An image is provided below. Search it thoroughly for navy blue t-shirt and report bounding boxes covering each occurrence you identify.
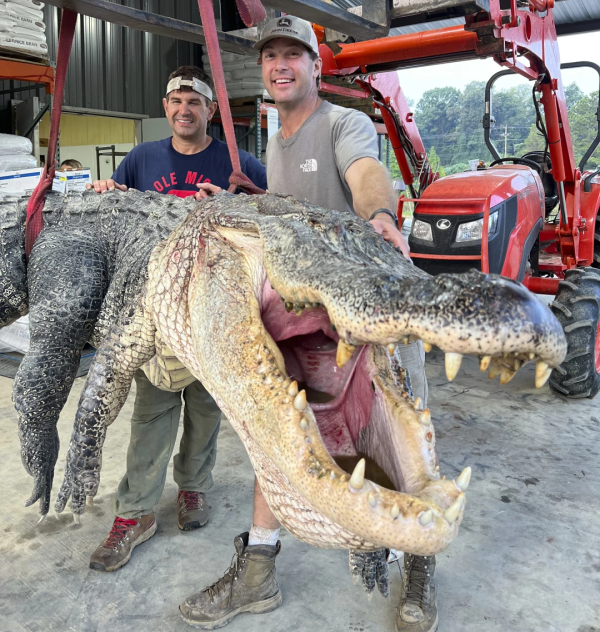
[112,137,267,198]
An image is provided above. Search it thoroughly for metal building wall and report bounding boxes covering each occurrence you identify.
[0,1,205,119]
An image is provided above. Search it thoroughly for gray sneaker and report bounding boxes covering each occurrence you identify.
[179,532,282,629]
[89,513,156,572]
[396,554,438,632]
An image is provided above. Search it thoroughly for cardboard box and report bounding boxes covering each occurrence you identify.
[53,168,92,193]
[0,167,42,195]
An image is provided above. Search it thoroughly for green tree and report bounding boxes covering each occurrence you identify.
[569,91,600,169]
[414,87,461,165]
[427,146,446,177]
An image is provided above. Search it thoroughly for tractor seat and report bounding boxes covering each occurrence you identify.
[521,151,558,215]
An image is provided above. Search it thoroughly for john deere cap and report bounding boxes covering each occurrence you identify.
[253,16,319,55]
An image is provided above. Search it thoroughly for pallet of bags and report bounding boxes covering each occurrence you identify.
[0,0,47,60]
[0,133,36,171]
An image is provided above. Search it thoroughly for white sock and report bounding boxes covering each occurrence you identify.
[248,524,280,546]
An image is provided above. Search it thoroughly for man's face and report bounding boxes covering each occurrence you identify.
[261,38,321,105]
[163,89,217,140]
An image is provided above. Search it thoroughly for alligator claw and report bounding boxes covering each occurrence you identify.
[349,549,390,598]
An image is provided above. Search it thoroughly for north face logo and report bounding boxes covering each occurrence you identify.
[300,159,318,172]
[278,17,292,27]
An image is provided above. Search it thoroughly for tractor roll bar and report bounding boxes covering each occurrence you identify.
[484,62,600,174]
[561,61,600,173]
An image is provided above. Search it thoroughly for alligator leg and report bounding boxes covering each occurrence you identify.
[54,295,157,518]
[14,229,109,516]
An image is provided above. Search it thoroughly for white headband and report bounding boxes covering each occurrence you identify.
[166,77,213,101]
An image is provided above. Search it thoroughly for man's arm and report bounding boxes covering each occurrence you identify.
[345,157,410,259]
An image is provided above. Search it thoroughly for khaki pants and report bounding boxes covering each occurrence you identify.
[397,341,428,408]
[111,369,221,519]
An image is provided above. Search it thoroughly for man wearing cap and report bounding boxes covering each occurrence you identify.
[86,65,267,573]
[181,18,435,632]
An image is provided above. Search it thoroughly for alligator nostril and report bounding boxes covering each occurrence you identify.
[371,381,375,392]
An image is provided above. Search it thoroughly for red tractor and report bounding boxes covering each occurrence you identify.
[319,0,600,398]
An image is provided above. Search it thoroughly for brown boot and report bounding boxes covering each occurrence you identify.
[178,490,209,531]
[179,532,282,629]
[396,554,438,632]
[89,513,156,572]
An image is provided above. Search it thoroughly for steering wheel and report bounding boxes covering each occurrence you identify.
[489,157,544,177]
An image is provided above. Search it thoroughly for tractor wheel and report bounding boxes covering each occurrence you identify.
[549,267,600,398]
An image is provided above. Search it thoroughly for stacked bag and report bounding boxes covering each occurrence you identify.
[0,0,47,59]
[0,132,36,171]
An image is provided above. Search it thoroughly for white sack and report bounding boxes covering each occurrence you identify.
[0,133,33,155]
[0,315,30,354]
[0,154,37,170]
[4,2,44,21]
[0,33,48,56]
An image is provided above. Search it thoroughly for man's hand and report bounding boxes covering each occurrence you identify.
[85,179,128,194]
[195,183,222,200]
[370,218,411,261]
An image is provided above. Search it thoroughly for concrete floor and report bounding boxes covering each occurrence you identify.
[1,350,599,632]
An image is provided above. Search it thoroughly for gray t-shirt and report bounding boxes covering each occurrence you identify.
[266,100,379,213]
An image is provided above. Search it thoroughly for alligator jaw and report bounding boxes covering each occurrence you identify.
[160,194,566,555]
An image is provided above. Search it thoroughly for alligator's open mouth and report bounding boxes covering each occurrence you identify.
[182,193,567,555]
[262,281,413,488]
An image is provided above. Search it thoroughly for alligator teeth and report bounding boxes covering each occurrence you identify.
[37,514,46,525]
[391,503,400,519]
[456,466,471,492]
[387,343,396,355]
[500,366,516,384]
[330,470,336,480]
[444,494,463,524]
[535,361,552,388]
[413,396,422,411]
[86,497,94,507]
[419,509,433,526]
[336,340,356,368]
[284,302,294,312]
[294,390,307,412]
[349,458,366,490]
[529,352,535,360]
[368,492,377,508]
[419,409,431,425]
[480,355,491,372]
[54,510,60,520]
[445,352,463,381]
[422,342,433,353]
[73,513,81,525]
[513,358,522,371]
[287,380,298,397]
[488,360,502,380]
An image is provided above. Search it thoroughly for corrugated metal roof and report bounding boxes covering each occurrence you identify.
[330,0,600,35]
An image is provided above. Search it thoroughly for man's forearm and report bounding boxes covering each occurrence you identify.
[347,160,397,224]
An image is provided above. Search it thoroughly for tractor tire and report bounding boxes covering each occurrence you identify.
[549,267,600,398]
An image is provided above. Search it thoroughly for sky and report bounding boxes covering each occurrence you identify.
[397,32,600,105]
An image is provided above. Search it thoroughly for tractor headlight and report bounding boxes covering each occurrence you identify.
[455,211,499,243]
[411,219,433,242]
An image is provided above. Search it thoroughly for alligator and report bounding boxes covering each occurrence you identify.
[2,189,566,558]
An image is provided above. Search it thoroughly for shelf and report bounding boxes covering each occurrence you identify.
[0,57,55,94]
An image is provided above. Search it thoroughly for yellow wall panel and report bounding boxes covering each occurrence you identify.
[39,113,135,147]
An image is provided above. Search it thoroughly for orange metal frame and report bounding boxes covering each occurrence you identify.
[0,58,55,94]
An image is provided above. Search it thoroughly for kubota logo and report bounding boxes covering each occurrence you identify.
[437,219,451,230]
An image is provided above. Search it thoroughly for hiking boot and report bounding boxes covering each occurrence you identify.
[178,490,209,531]
[395,554,438,632]
[89,513,156,572]
[179,532,282,629]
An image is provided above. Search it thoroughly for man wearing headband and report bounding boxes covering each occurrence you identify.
[86,66,267,574]
[181,17,434,632]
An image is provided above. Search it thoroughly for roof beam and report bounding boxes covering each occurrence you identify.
[44,0,257,56]
[556,18,600,36]
[261,0,389,39]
